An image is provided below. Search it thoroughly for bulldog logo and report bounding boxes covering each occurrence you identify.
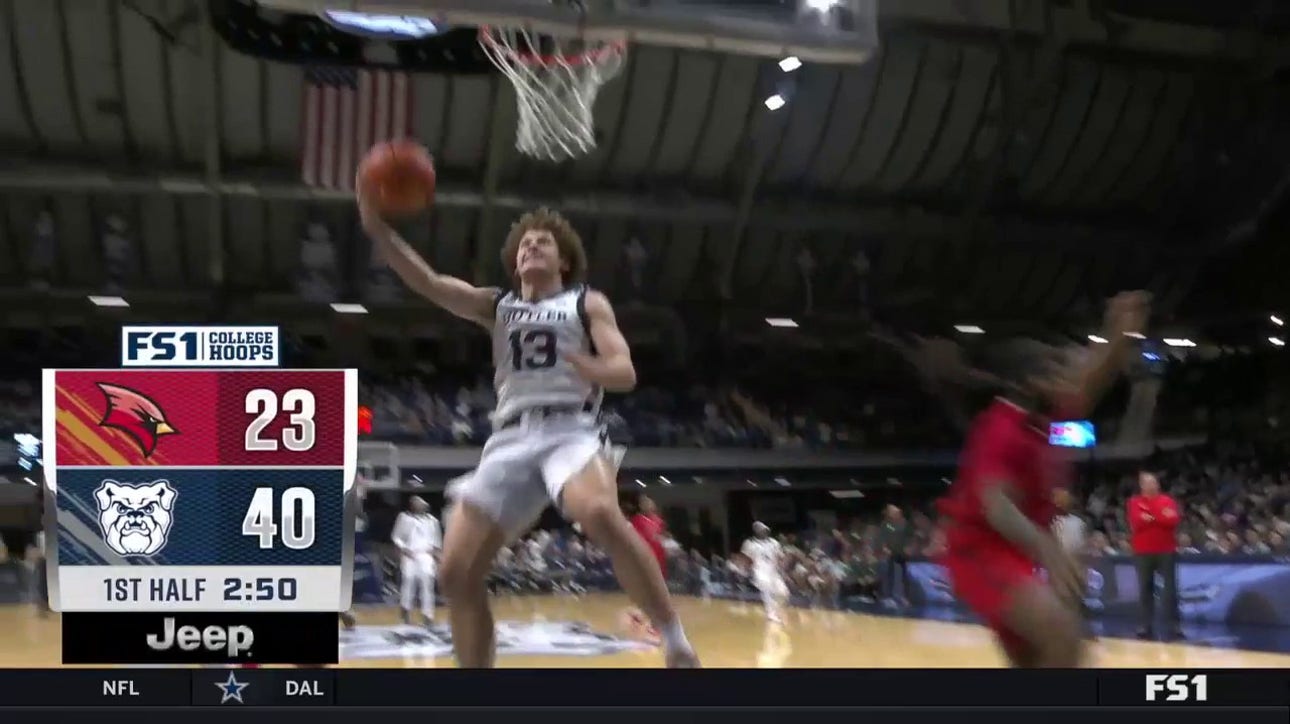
[95,479,178,557]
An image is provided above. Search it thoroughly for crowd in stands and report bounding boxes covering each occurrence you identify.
[456,441,1290,610]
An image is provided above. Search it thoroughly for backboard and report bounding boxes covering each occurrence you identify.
[258,0,879,65]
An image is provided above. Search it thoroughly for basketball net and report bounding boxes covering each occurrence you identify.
[479,25,626,163]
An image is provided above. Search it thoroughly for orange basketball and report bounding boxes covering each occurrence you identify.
[358,140,436,216]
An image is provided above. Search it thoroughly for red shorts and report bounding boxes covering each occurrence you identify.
[943,543,1041,658]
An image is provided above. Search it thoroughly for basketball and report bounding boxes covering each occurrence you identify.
[358,140,436,216]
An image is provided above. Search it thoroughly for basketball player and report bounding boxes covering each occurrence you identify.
[938,291,1149,667]
[356,180,698,668]
[391,496,441,625]
[742,522,789,623]
[630,494,667,576]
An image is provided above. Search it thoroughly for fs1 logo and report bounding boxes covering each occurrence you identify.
[122,326,280,367]
[1145,674,1208,702]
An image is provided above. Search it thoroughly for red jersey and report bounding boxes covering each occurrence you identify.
[940,399,1061,554]
[1127,493,1180,554]
[631,513,664,551]
[630,512,667,568]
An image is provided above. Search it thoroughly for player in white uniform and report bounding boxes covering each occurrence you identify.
[391,496,441,625]
[742,522,789,623]
[358,183,698,668]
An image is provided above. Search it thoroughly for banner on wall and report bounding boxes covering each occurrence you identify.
[905,556,1290,628]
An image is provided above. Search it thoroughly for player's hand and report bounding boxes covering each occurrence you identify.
[1104,290,1151,339]
[1142,513,1154,523]
[1041,543,1084,603]
[354,173,392,235]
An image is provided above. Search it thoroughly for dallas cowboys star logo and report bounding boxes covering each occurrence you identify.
[215,672,249,704]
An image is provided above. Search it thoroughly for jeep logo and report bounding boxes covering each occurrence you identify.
[146,617,254,657]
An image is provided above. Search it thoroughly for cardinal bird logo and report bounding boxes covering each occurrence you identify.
[96,382,178,458]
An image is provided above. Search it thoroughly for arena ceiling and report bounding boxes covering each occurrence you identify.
[0,0,1288,355]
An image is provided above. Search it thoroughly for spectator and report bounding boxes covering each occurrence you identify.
[1127,471,1182,640]
[879,505,910,606]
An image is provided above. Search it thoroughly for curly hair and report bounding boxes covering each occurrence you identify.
[500,207,588,286]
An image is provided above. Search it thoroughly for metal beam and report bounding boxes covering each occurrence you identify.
[0,162,1156,243]
[722,123,777,297]
[956,0,1066,243]
[200,3,225,293]
[474,79,512,285]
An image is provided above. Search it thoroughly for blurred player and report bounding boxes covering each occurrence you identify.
[742,522,789,623]
[357,180,698,668]
[938,291,1149,667]
[630,494,667,576]
[391,496,441,626]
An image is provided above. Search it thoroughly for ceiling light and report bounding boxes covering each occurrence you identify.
[774,477,790,487]
[778,56,802,72]
[764,94,786,111]
[331,302,369,314]
[765,317,798,328]
[954,324,984,334]
[1270,337,1285,347]
[89,295,129,308]
[1124,332,1146,339]
[1087,334,1108,344]
[634,479,646,487]
[658,476,672,486]
[1272,315,1284,326]
[1162,338,1196,348]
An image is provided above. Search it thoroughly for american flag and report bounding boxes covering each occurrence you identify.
[301,66,414,191]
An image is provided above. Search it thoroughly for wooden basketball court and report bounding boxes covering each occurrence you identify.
[4,593,1288,668]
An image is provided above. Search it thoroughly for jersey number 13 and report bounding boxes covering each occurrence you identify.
[509,329,557,371]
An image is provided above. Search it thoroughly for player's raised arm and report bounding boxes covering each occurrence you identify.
[565,290,637,392]
[1070,290,1152,416]
[356,176,499,328]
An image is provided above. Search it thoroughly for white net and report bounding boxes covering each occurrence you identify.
[479,25,626,163]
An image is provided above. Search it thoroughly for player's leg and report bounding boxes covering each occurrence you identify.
[438,501,507,667]
[997,579,1084,667]
[398,555,416,624]
[419,562,435,623]
[547,449,698,667]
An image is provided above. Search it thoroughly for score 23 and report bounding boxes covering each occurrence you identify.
[244,388,316,452]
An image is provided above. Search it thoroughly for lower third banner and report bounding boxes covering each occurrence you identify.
[62,612,339,664]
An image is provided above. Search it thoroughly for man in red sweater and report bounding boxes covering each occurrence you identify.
[1127,471,1182,640]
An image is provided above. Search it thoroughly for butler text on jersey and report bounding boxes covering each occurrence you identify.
[42,368,358,613]
[121,326,280,367]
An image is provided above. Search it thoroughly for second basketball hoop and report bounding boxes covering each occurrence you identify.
[479,20,627,163]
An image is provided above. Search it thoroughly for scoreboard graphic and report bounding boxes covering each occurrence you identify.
[43,367,358,614]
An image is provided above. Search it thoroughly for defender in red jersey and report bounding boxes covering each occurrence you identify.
[630,495,668,575]
[938,291,1150,667]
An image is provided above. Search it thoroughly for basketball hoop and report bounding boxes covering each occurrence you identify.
[479,24,626,163]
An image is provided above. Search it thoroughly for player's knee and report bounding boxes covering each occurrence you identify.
[438,555,483,600]
[568,497,625,541]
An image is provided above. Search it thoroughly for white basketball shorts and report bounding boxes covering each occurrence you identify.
[446,412,608,542]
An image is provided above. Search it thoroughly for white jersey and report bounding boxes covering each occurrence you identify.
[491,285,603,423]
[1052,513,1087,555]
[391,512,441,561]
[741,537,783,579]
